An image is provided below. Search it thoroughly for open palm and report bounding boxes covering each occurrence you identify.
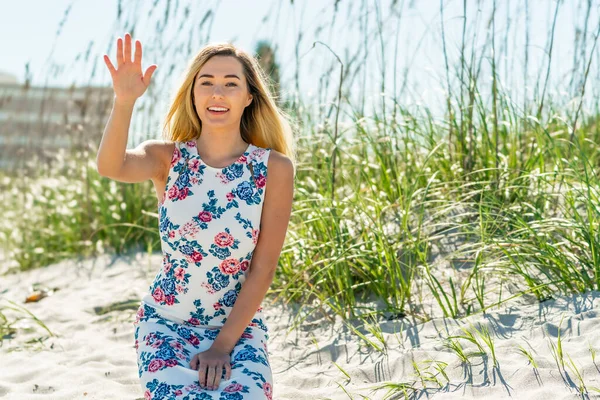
[103,33,157,104]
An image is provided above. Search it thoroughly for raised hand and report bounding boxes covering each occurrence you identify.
[103,33,157,105]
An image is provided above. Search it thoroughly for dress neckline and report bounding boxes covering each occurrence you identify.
[190,141,252,170]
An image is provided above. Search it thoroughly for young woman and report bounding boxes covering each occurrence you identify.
[98,33,295,399]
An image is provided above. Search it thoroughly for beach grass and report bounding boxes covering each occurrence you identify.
[1,0,600,397]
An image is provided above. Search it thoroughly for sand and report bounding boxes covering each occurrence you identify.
[1,251,600,399]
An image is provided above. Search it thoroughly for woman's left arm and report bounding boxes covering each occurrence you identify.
[211,151,295,353]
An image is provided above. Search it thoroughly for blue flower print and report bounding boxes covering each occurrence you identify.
[236,181,254,201]
[161,277,176,293]
[212,246,231,259]
[174,169,191,189]
[206,268,231,291]
[154,382,171,398]
[222,289,238,307]
[225,163,245,181]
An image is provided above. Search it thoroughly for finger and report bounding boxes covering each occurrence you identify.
[224,362,232,380]
[198,361,207,387]
[134,39,142,65]
[124,33,132,63]
[212,365,223,389]
[116,37,124,67]
[206,365,216,389]
[189,354,197,370]
[103,55,116,77]
[143,65,157,85]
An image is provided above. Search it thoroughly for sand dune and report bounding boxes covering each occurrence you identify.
[1,252,599,399]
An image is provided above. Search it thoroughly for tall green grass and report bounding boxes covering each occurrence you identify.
[2,1,600,397]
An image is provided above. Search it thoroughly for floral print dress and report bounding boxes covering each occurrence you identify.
[133,140,273,400]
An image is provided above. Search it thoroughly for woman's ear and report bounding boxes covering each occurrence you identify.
[246,94,253,107]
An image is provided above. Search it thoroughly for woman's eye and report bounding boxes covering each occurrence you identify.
[200,82,237,87]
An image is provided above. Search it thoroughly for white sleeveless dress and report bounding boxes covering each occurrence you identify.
[132,140,273,399]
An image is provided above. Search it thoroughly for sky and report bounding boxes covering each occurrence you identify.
[1,0,598,137]
[0,0,338,92]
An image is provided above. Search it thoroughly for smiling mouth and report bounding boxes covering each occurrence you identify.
[207,108,229,114]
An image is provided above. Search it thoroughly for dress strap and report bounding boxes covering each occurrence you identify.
[247,146,271,200]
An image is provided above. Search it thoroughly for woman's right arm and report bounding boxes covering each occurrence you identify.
[95,32,159,183]
[96,98,164,183]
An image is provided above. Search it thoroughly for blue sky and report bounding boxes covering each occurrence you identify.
[0,0,314,86]
[1,0,596,122]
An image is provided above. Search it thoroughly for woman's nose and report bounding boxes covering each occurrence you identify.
[212,85,224,97]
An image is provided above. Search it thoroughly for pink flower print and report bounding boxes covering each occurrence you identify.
[134,339,139,350]
[152,287,165,303]
[165,294,175,306]
[186,383,202,392]
[187,158,200,172]
[179,221,200,237]
[191,176,199,184]
[190,251,203,263]
[144,389,152,400]
[174,390,183,396]
[248,148,266,163]
[168,230,176,239]
[188,318,200,326]
[251,229,260,244]
[148,358,165,372]
[201,282,217,294]
[239,155,247,163]
[188,335,200,346]
[224,383,244,393]
[188,141,197,149]
[240,260,249,272]
[166,359,178,367]
[263,382,273,400]
[217,171,230,184]
[167,185,179,201]
[213,302,222,310]
[175,267,186,281]
[135,307,144,323]
[214,231,234,248]
[219,258,241,275]
[257,306,263,312]
[241,332,253,339]
[171,342,183,350]
[151,339,164,348]
[170,147,181,166]
[176,284,185,293]
[226,192,234,201]
[163,261,173,274]
[177,187,189,200]
[255,174,266,188]
[249,322,257,327]
[198,211,212,222]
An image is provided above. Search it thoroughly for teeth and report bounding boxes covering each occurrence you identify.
[208,107,228,111]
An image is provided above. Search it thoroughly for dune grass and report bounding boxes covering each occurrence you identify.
[2,0,600,398]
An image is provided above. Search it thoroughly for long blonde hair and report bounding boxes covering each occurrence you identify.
[161,42,296,172]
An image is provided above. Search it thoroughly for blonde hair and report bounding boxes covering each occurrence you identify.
[161,42,296,172]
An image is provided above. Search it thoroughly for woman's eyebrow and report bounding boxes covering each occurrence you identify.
[198,74,240,80]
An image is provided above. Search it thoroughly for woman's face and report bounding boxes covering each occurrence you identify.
[193,55,253,129]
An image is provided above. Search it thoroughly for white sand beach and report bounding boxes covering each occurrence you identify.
[1,252,600,399]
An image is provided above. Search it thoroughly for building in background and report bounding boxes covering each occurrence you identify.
[0,71,113,173]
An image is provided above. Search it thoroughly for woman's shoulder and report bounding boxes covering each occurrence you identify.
[258,147,292,174]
